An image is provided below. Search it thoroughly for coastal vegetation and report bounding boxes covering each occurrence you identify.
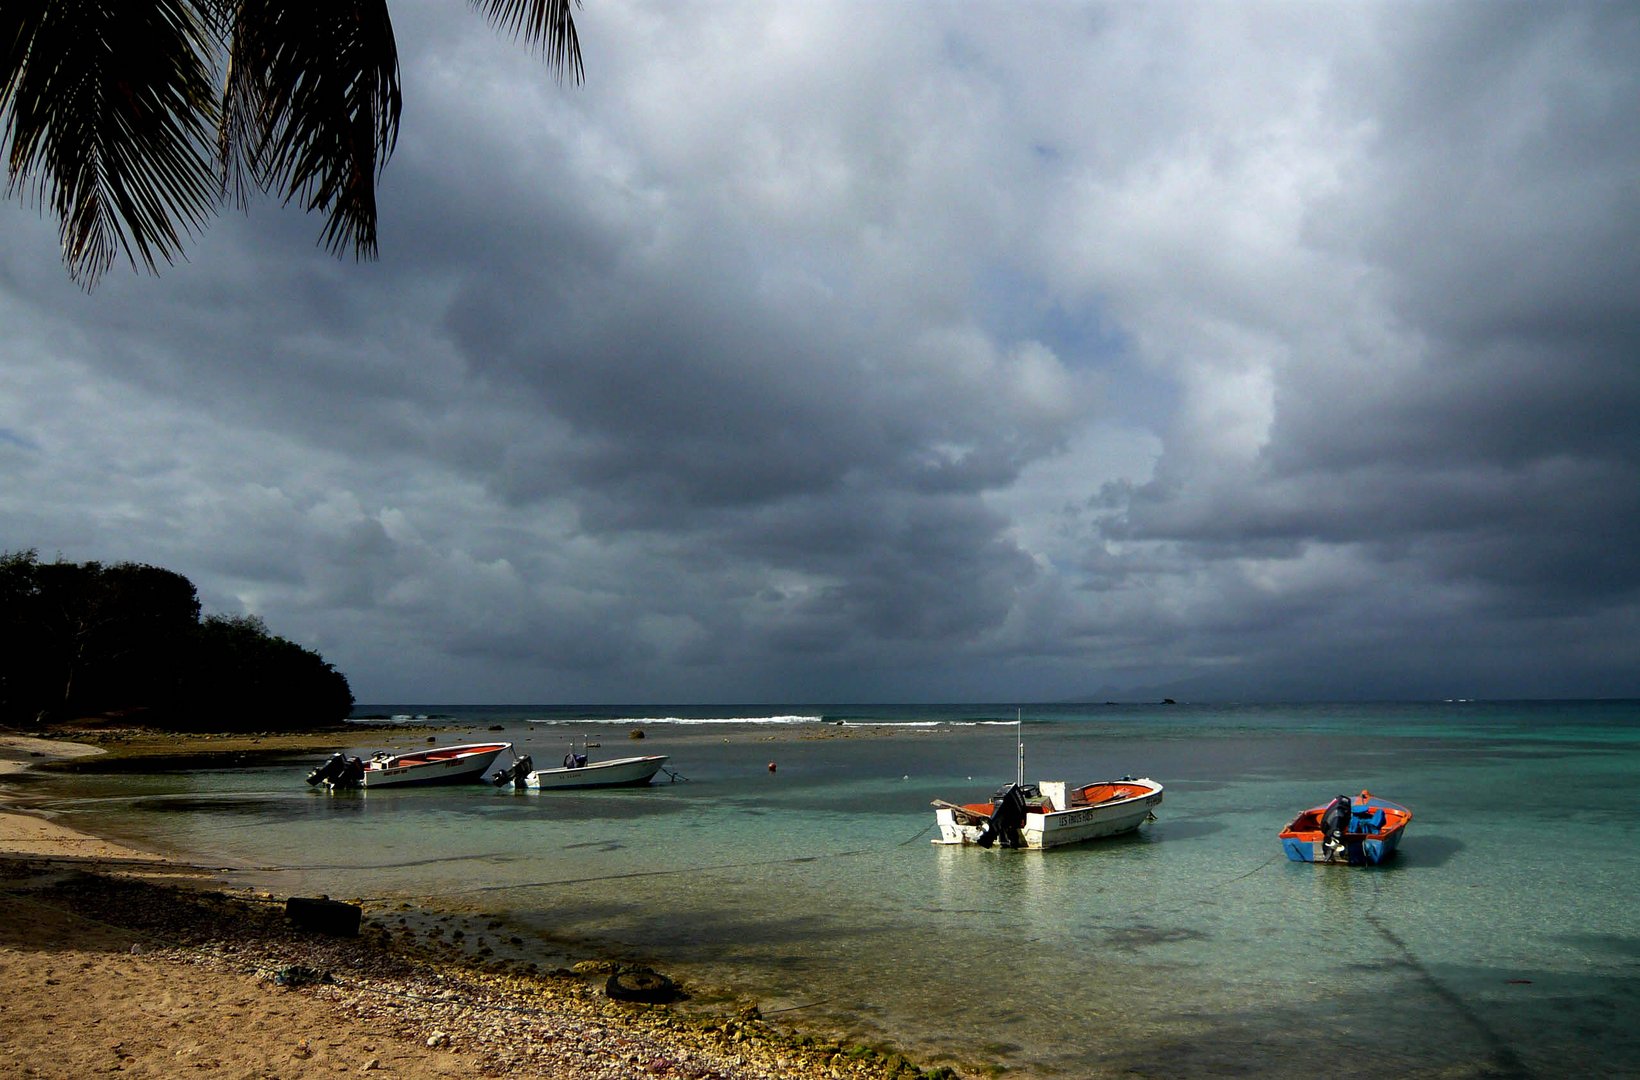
[1,0,582,288]
[0,550,353,731]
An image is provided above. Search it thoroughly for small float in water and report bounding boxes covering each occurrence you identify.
[1279,790,1411,865]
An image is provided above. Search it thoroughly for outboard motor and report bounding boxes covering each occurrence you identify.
[491,754,534,788]
[308,753,365,789]
[976,783,1030,849]
[337,756,366,788]
[306,753,347,787]
[1319,793,1352,860]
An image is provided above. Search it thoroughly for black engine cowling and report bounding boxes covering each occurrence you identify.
[306,753,345,786]
[1320,794,1352,843]
[491,754,534,788]
[976,783,1030,848]
[306,753,365,789]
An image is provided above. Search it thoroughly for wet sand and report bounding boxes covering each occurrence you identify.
[0,732,951,1079]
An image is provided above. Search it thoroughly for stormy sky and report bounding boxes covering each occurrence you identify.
[3,2,1638,704]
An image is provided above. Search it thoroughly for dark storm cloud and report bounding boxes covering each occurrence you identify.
[2,1,1637,701]
[1056,3,1640,697]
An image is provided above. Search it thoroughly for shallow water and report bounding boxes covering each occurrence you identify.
[31,701,1640,1078]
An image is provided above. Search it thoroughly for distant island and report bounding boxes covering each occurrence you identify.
[1,550,353,732]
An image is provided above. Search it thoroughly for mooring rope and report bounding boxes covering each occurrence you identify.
[353,820,939,904]
[1359,872,1535,1079]
[1132,851,1282,921]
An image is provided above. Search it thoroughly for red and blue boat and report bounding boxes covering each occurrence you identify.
[1279,790,1410,865]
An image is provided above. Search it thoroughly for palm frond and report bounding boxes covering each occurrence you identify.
[223,0,401,260]
[0,3,49,120]
[2,0,219,287]
[473,0,584,84]
[6,0,582,287]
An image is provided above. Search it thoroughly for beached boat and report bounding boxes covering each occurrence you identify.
[1279,790,1410,865]
[521,753,670,789]
[931,716,1162,848]
[306,742,512,789]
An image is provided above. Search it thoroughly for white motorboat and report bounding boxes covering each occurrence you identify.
[307,742,512,788]
[931,713,1162,849]
[524,753,670,789]
[933,776,1164,848]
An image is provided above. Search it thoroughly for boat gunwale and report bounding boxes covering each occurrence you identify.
[374,742,513,770]
[946,777,1163,821]
[1277,794,1412,843]
[527,753,668,776]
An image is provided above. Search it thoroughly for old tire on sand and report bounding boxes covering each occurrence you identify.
[605,968,678,1003]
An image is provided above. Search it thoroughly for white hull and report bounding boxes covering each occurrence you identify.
[360,743,511,787]
[525,755,668,789]
[934,778,1163,849]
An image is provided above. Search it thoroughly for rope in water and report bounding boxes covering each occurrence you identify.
[1359,872,1536,1079]
[358,820,939,903]
[1105,851,1282,923]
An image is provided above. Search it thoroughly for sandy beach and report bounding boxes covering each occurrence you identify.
[0,733,948,1080]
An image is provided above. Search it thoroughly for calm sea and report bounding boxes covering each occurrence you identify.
[28,701,1640,1078]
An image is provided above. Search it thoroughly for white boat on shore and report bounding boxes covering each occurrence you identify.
[487,744,672,791]
[306,742,512,789]
[931,714,1162,849]
[524,753,670,789]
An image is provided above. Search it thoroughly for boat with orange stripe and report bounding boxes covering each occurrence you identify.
[1279,790,1411,865]
[931,711,1163,849]
[933,776,1164,849]
[306,742,513,789]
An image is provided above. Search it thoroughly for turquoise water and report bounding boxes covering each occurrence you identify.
[26,701,1640,1078]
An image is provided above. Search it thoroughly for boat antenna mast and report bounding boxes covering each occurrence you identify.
[1016,708,1025,787]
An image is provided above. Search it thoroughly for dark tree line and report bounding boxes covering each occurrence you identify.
[0,550,353,730]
